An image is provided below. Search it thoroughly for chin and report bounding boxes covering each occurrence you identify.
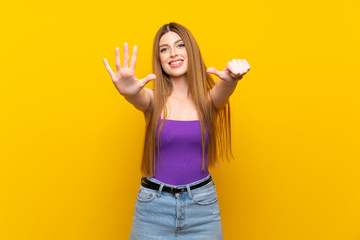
[168,73,186,79]
[165,69,187,78]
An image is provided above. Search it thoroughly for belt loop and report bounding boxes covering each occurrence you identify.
[186,184,193,200]
[157,183,164,198]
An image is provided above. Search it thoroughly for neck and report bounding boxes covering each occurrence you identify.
[170,75,189,99]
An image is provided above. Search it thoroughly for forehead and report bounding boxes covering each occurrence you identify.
[159,31,182,46]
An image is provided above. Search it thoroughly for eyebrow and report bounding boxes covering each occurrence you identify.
[159,39,183,48]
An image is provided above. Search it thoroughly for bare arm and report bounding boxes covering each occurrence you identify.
[208,59,250,111]
[123,87,153,113]
[209,78,239,110]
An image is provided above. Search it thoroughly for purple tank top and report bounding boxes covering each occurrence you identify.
[153,118,209,185]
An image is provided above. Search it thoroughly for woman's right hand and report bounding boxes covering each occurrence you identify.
[103,43,156,96]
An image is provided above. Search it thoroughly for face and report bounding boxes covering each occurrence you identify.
[159,31,188,79]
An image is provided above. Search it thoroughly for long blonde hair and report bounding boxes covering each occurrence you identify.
[141,22,233,177]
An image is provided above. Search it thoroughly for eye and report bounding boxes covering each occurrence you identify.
[160,48,168,53]
[178,43,185,48]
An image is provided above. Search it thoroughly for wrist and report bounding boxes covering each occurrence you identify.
[219,77,240,86]
[123,88,143,99]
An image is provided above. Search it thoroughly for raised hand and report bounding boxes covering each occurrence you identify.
[207,59,250,83]
[103,43,156,96]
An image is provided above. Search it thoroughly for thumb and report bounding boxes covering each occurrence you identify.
[139,74,156,86]
[207,67,222,78]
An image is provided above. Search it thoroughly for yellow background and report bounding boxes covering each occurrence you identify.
[1,0,359,239]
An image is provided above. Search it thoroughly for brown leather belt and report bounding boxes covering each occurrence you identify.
[141,176,213,194]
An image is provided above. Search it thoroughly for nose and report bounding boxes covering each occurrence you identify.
[169,47,177,57]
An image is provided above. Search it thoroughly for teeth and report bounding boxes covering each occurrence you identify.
[170,60,182,65]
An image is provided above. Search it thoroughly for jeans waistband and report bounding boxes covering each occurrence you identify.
[141,174,213,197]
[145,174,212,188]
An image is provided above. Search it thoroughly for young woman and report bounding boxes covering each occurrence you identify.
[103,22,250,239]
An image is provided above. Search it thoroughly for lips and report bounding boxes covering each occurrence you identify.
[169,59,183,65]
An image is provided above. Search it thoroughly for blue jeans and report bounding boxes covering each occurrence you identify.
[129,174,223,240]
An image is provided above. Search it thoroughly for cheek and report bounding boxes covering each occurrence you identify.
[159,56,167,67]
[160,62,168,71]
[182,49,188,58]
[159,58,169,73]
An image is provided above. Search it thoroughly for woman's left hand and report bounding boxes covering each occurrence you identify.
[207,59,250,82]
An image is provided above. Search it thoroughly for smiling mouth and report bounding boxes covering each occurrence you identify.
[169,60,183,65]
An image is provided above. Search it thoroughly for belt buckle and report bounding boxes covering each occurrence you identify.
[176,186,185,194]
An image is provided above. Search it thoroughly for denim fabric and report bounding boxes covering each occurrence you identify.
[129,174,223,240]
